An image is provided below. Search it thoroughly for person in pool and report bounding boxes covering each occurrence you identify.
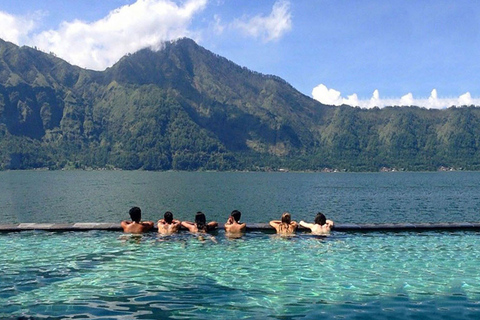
[269,212,298,234]
[299,212,334,235]
[121,206,154,234]
[157,211,181,234]
[181,211,218,233]
[224,210,246,234]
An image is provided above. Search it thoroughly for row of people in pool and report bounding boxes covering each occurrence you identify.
[121,207,334,235]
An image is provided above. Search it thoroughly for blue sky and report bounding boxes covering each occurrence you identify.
[0,0,479,108]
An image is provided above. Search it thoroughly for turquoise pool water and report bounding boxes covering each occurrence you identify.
[2,230,480,319]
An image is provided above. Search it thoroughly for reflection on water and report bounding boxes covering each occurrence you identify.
[1,230,480,319]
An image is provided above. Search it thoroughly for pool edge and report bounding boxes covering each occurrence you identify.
[2,222,480,233]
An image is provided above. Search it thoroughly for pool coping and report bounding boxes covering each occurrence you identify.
[1,222,480,232]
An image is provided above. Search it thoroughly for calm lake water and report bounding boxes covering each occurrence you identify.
[0,170,479,224]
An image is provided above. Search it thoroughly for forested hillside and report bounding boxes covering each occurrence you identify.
[0,37,479,171]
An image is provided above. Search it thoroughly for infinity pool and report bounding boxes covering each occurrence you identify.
[2,230,480,319]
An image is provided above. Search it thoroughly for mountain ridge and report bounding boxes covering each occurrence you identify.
[1,37,480,171]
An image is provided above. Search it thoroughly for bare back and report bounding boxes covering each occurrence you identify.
[299,220,334,235]
[121,221,154,234]
[157,219,181,234]
[270,220,298,235]
[225,221,246,233]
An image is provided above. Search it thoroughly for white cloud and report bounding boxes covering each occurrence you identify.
[312,84,480,109]
[458,92,472,106]
[231,0,292,42]
[28,0,208,70]
[0,0,207,70]
[344,93,359,107]
[369,89,381,108]
[0,10,42,44]
[400,93,414,106]
[311,84,342,105]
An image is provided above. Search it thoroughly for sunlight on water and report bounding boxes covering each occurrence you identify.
[1,230,480,319]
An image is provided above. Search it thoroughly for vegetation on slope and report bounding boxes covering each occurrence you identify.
[1,38,480,171]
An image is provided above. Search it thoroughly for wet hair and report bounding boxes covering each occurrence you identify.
[164,211,173,224]
[129,207,141,223]
[231,210,241,222]
[315,212,327,225]
[195,211,207,232]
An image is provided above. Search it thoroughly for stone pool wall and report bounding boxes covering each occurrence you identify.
[1,222,480,232]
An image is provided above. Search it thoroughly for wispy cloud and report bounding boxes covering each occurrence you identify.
[312,84,480,109]
[231,0,292,42]
[211,14,224,34]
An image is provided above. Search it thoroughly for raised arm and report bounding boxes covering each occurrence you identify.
[299,220,314,229]
[269,220,280,228]
[181,221,197,232]
[225,216,234,225]
[207,221,218,231]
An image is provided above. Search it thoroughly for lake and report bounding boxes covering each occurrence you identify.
[0,170,479,224]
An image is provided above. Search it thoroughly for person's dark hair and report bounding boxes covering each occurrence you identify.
[314,212,326,225]
[231,210,241,222]
[281,212,291,224]
[129,207,142,223]
[195,211,207,231]
[164,211,173,224]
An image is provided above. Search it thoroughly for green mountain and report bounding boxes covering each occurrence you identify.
[1,37,480,171]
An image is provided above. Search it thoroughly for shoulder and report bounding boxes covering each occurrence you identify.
[226,222,246,232]
[290,221,298,231]
[207,221,218,230]
[139,221,154,231]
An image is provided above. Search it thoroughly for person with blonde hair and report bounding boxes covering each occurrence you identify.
[269,212,297,234]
